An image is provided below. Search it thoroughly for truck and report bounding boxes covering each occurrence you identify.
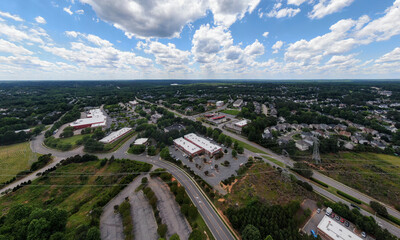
[326,207,332,216]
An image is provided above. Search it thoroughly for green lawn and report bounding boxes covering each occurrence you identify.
[262,155,285,167]
[0,142,38,183]
[234,138,267,154]
[57,134,88,146]
[221,109,240,115]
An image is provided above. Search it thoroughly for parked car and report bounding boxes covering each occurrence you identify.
[335,215,340,221]
[361,232,366,238]
[310,230,318,238]
[340,218,345,223]
[331,213,335,218]
[345,221,350,227]
[317,208,321,214]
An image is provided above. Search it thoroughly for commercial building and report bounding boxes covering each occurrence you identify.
[173,137,203,157]
[70,109,106,130]
[99,127,132,144]
[233,99,243,108]
[216,101,224,107]
[234,120,248,128]
[134,138,149,145]
[184,133,222,156]
[129,100,139,106]
[317,216,362,240]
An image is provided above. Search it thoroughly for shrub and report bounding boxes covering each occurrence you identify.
[337,191,362,204]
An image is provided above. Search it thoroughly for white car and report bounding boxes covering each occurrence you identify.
[317,208,321,214]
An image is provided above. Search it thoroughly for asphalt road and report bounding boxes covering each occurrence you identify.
[137,99,400,238]
[1,129,236,240]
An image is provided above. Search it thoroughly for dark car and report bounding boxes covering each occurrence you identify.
[335,215,340,221]
[345,221,350,227]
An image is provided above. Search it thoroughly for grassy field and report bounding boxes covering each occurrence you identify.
[218,163,321,211]
[234,138,267,154]
[0,142,38,183]
[262,155,285,167]
[57,134,87,146]
[221,109,240,115]
[0,159,151,239]
[319,152,400,208]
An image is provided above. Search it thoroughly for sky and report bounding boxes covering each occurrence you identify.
[0,0,400,80]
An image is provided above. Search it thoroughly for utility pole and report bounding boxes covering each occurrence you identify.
[312,137,321,164]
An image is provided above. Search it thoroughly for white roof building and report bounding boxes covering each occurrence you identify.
[134,138,149,145]
[99,127,132,144]
[184,133,222,155]
[234,120,248,128]
[317,216,362,240]
[173,137,202,156]
[70,109,106,129]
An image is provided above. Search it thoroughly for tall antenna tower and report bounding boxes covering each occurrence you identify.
[312,137,321,164]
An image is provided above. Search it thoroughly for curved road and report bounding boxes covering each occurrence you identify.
[1,130,236,240]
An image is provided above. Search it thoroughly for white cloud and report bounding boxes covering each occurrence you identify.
[0,11,23,22]
[142,41,191,72]
[245,39,264,55]
[0,22,48,44]
[262,32,269,38]
[209,0,260,27]
[79,0,261,38]
[75,9,84,14]
[35,16,46,24]
[42,32,152,70]
[376,47,400,63]
[63,6,73,15]
[267,3,300,18]
[287,0,307,6]
[0,39,33,55]
[309,0,355,19]
[272,40,283,53]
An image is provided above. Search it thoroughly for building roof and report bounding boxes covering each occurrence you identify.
[70,108,106,127]
[134,138,148,145]
[317,216,362,240]
[184,133,222,153]
[173,137,202,155]
[234,120,248,128]
[99,127,132,144]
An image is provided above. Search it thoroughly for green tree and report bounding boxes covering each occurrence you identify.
[86,227,101,240]
[264,235,273,240]
[232,149,237,158]
[170,234,181,240]
[157,224,168,238]
[242,224,261,240]
[370,201,388,218]
[160,147,170,160]
[189,229,206,240]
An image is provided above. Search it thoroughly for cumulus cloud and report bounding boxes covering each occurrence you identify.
[287,0,307,6]
[0,39,33,55]
[0,11,23,22]
[79,0,261,38]
[267,3,300,18]
[262,32,269,38]
[309,0,355,19]
[75,9,84,14]
[63,6,73,15]
[141,41,191,72]
[35,16,46,24]
[43,32,152,70]
[376,47,400,63]
[0,22,49,44]
[272,40,283,53]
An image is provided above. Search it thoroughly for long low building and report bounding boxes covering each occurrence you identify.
[184,133,222,156]
[70,108,107,129]
[173,137,203,157]
[99,127,132,144]
[317,216,362,240]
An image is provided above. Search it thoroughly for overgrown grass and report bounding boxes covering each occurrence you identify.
[0,142,38,183]
[221,109,240,115]
[234,139,266,154]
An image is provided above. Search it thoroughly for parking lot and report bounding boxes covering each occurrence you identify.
[302,208,374,240]
[169,140,249,189]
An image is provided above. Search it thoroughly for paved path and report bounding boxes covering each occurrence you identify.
[149,178,192,240]
[131,190,159,240]
[100,174,145,240]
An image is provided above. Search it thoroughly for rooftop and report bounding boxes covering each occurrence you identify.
[234,120,248,127]
[134,138,148,145]
[184,133,221,153]
[173,137,202,155]
[317,216,362,240]
[99,127,132,144]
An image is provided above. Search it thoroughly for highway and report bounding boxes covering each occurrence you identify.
[1,130,237,240]
[137,99,400,237]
